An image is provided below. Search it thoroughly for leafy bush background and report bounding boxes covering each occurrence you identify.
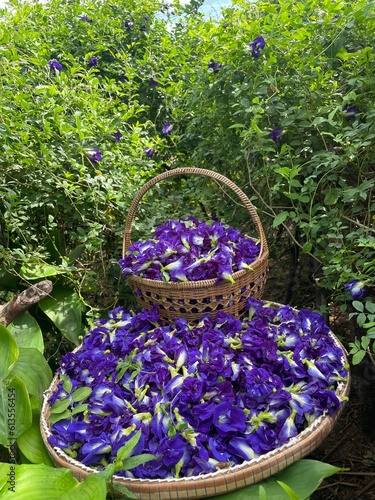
[0,0,374,317]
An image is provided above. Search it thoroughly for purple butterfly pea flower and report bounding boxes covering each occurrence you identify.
[344,279,366,299]
[80,432,112,465]
[79,14,92,22]
[124,20,133,30]
[86,147,102,162]
[269,127,283,142]
[113,130,122,142]
[249,36,266,57]
[88,56,99,68]
[150,74,160,86]
[144,147,155,158]
[227,436,257,461]
[343,104,359,121]
[48,59,62,71]
[208,58,222,73]
[213,401,247,436]
[162,123,174,134]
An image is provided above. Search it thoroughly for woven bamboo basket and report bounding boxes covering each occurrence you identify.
[40,304,350,500]
[122,168,269,322]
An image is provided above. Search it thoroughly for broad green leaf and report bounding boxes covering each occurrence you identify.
[0,324,19,379]
[9,348,52,402]
[71,387,92,402]
[361,337,371,350]
[60,472,107,500]
[111,482,137,499]
[259,485,267,500]
[7,313,44,353]
[207,460,344,499]
[302,241,313,254]
[99,462,116,481]
[61,375,73,394]
[352,350,367,365]
[50,398,72,414]
[17,411,54,466]
[0,463,106,499]
[277,481,299,499]
[71,403,89,416]
[48,410,72,424]
[273,212,289,227]
[324,189,339,206]
[122,453,156,470]
[0,376,32,446]
[352,301,364,312]
[39,288,84,346]
[20,260,67,280]
[357,313,366,326]
[311,116,327,126]
[117,430,142,461]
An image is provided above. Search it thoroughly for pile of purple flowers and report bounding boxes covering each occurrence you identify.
[48,298,347,479]
[118,217,261,284]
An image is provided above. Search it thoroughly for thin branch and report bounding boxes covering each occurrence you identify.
[0,280,53,327]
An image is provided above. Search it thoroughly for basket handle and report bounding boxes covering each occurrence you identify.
[122,167,268,257]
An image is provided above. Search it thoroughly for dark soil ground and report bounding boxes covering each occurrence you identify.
[264,252,375,500]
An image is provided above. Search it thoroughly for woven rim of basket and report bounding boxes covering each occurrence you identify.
[122,167,269,263]
[126,247,268,291]
[40,325,350,500]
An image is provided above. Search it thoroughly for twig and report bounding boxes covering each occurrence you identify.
[0,280,53,327]
[316,481,358,490]
[339,472,375,477]
[356,477,375,496]
[322,424,359,461]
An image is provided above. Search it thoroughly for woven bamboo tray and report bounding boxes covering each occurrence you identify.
[40,305,350,500]
[122,168,269,322]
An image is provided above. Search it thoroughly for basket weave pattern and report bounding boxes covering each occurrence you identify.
[40,326,350,500]
[122,168,269,322]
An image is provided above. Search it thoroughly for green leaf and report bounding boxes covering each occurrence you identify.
[365,302,375,314]
[277,481,299,499]
[9,348,52,402]
[324,189,339,205]
[259,485,267,500]
[206,460,344,499]
[0,324,19,379]
[273,212,289,227]
[61,375,73,394]
[38,288,84,346]
[357,313,366,327]
[116,430,142,461]
[7,313,44,353]
[0,376,32,446]
[20,260,67,280]
[352,350,367,365]
[352,301,364,312]
[122,453,156,470]
[111,482,137,499]
[17,411,54,466]
[71,387,92,402]
[71,403,89,416]
[311,117,327,126]
[48,410,72,424]
[50,398,72,414]
[60,472,107,500]
[302,241,313,254]
[0,463,107,499]
[361,337,371,350]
